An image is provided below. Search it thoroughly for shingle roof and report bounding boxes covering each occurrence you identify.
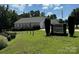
[15,17,59,24]
[15,17,45,24]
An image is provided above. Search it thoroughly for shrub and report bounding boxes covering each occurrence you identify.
[44,17,51,36]
[0,35,8,50]
[6,32,16,41]
[68,16,75,37]
[33,25,40,30]
[9,33,16,39]
[1,32,16,41]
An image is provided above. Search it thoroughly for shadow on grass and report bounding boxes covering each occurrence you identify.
[70,36,79,38]
[45,34,68,37]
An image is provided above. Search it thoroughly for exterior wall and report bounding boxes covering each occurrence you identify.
[14,22,40,30]
[40,19,45,29]
[14,23,28,29]
[14,19,59,30]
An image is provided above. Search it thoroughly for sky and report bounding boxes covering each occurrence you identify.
[8,4,79,20]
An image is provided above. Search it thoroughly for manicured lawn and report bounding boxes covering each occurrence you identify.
[0,30,79,54]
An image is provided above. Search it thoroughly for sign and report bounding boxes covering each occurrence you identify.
[53,24,63,33]
[51,24,68,36]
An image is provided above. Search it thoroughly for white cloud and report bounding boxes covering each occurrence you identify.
[42,7,48,10]
[42,4,54,10]
[54,4,61,7]
[53,6,63,10]
[28,4,32,7]
[46,12,53,16]
[10,4,26,8]
[60,6,63,9]
[42,4,50,7]
[42,4,62,10]
[42,4,49,10]
[53,7,60,10]
[9,4,26,14]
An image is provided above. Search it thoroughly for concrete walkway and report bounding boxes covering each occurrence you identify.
[66,29,79,31]
[41,29,79,32]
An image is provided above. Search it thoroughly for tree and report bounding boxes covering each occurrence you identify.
[25,13,30,17]
[0,5,9,32]
[5,5,13,29]
[59,19,64,23]
[30,10,35,17]
[10,10,18,27]
[40,12,45,17]
[19,10,42,18]
[18,12,30,18]
[70,8,79,28]
[44,16,51,36]
[5,6,18,29]
[30,10,41,17]
[64,19,68,25]
[50,14,57,19]
[68,16,75,37]
[0,5,18,32]
[34,10,40,17]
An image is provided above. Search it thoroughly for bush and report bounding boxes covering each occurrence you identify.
[44,17,51,36]
[0,35,8,50]
[68,16,75,37]
[33,25,40,30]
[1,32,16,41]
[9,33,16,39]
[6,32,16,41]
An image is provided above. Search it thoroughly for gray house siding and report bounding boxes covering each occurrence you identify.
[14,17,45,30]
[14,23,30,29]
[14,17,59,30]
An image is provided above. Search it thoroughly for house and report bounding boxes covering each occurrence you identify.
[14,17,45,30]
[14,17,59,30]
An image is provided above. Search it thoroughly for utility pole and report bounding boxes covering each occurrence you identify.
[61,8,63,19]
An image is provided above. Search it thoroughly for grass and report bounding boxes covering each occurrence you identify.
[0,30,79,54]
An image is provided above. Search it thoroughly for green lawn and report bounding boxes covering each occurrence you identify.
[0,30,79,54]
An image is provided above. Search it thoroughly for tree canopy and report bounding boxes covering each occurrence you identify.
[19,10,45,18]
[0,5,18,31]
[70,8,79,25]
[50,14,57,19]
